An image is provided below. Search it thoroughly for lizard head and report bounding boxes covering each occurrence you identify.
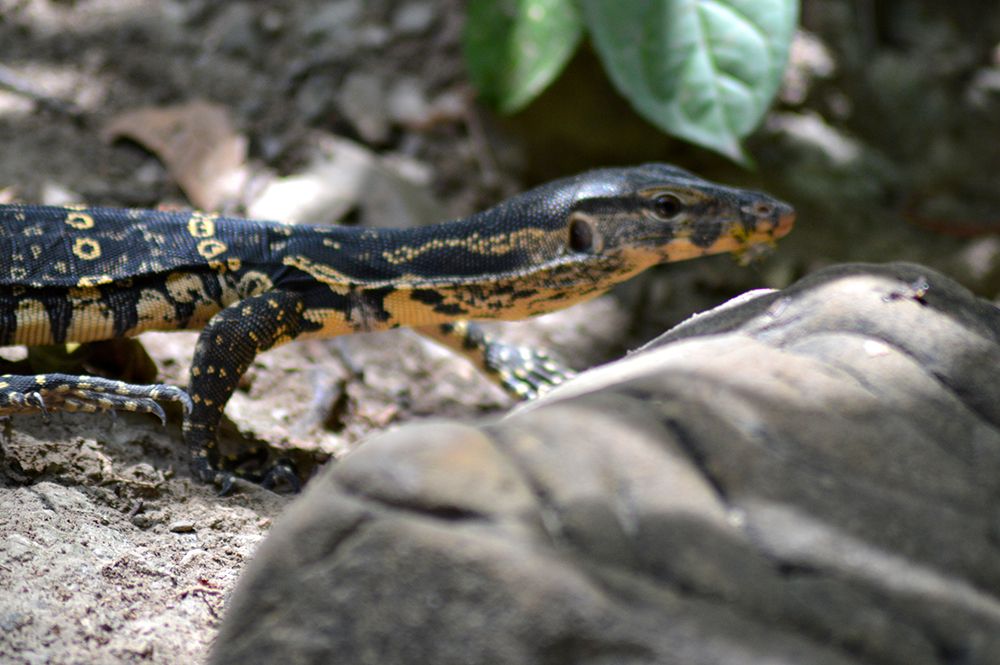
[562,163,795,270]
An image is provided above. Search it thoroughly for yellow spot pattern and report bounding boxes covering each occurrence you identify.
[72,237,102,260]
[187,212,218,238]
[282,255,351,292]
[77,275,113,287]
[65,211,95,230]
[197,239,227,259]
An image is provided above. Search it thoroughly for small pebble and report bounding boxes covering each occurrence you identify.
[169,520,196,533]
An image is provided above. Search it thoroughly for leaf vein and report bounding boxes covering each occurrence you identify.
[704,0,771,47]
[693,2,737,134]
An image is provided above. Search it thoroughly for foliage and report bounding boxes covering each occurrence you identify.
[464,0,799,163]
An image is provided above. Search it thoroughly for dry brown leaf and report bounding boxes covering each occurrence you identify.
[102,100,247,210]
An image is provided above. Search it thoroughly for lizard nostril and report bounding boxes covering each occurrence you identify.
[753,202,774,216]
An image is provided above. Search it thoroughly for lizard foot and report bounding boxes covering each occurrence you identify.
[0,373,192,424]
[484,342,576,400]
[191,447,300,495]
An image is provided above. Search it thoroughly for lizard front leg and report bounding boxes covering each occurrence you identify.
[184,291,306,492]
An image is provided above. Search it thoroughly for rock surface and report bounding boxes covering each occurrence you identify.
[212,263,1000,665]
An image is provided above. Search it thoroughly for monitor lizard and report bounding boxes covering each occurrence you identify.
[0,163,794,490]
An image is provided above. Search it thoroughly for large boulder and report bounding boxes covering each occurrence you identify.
[211,263,1000,665]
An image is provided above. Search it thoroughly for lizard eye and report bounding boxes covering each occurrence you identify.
[652,194,683,220]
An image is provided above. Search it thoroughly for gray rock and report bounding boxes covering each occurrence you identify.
[337,72,391,144]
[211,263,1000,665]
[386,77,430,126]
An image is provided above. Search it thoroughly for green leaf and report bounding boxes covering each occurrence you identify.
[581,0,798,163]
[464,0,584,113]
